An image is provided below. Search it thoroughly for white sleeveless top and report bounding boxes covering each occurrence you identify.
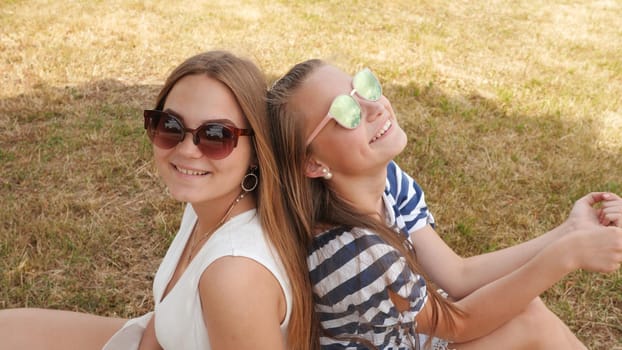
[103,205,292,349]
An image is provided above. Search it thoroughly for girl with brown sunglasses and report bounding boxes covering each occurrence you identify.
[0,51,315,350]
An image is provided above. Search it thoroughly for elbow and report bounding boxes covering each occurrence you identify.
[442,260,474,301]
[424,305,473,343]
[435,306,481,344]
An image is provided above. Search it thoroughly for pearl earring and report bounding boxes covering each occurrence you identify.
[322,167,333,180]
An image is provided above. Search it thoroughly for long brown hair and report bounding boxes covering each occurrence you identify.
[267,59,461,348]
[154,51,315,349]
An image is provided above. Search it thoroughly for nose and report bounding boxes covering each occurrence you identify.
[359,96,384,123]
[176,131,203,158]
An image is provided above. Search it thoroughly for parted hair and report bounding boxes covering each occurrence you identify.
[267,59,462,348]
[154,51,315,349]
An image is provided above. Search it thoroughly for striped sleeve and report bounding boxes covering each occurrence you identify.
[385,161,435,235]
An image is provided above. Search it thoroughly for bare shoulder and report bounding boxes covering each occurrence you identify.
[198,256,287,349]
[199,256,285,299]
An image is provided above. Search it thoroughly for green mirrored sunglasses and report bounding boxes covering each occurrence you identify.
[306,68,382,146]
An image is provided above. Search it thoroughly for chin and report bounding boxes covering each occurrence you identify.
[388,128,408,156]
[165,186,201,203]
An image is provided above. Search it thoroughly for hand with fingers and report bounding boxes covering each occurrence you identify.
[566,192,622,231]
[597,192,622,227]
[559,193,622,273]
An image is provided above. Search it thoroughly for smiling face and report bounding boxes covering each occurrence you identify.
[290,64,407,178]
[154,73,254,206]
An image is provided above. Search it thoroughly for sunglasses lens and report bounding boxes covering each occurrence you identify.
[145,112,184,149]
[196,124,235,160]
[353,68,382,101]
[143,110,249,159]
[329,95,361,129]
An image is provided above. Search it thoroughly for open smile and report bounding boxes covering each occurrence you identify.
[173,164,210,176]
[370,120,392,144]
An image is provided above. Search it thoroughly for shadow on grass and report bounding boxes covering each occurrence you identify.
[0,79,179,316]
[384,80,621,238]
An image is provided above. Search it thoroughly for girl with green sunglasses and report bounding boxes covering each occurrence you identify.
[268,59,622,349]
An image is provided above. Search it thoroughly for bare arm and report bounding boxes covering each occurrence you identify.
[199,256,287,350]
[413,192,616,299]
[416,225,622,342]
[412,223,567,299]
[0,308,126,350]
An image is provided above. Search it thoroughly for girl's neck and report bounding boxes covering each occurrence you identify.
[328,166,387,218]
[190,192,256,234]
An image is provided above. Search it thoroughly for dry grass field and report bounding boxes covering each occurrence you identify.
[1,0,621,348]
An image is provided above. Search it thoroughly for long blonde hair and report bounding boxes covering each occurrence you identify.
[155,51,315,349]
[267,59,461,347]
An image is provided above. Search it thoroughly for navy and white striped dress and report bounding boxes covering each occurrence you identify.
[308,161,447,349]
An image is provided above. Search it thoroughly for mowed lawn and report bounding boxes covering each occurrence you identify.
[0,1,620,348]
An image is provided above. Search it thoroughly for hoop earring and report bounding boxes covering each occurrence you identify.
[241,167,259,192]
[322,167,333,180]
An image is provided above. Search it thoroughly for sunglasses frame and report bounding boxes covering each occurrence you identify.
[305,68,382,146]
[143,109,254,160]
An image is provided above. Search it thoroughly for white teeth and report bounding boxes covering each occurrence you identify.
[371,120,392,143]
[175,165,208,176]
